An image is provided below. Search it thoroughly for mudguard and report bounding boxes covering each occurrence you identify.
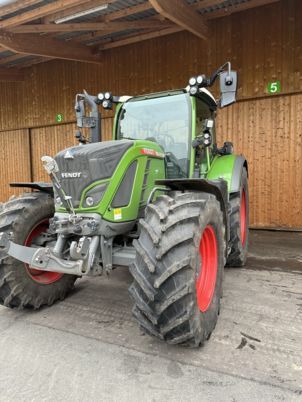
[10,182,53,195]
[207,155,248,193]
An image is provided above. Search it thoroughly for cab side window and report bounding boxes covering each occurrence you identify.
[196,99,213,137]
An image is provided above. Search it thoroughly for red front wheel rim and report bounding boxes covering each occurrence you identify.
[196,225,218,312]
[24,219,63,285]
[240,189,247,246]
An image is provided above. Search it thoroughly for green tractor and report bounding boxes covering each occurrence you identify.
[0,62,248,347]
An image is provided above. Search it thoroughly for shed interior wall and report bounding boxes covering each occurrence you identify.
[0,0,301,228]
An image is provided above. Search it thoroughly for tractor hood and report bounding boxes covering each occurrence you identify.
[54,140,134,208]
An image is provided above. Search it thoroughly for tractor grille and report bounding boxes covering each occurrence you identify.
[54,140,134,208]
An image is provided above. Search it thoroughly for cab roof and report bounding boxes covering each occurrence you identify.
[124,88,217,110]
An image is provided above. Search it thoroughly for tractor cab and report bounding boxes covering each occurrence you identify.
[115,88,217,179]
[116,91,191,178]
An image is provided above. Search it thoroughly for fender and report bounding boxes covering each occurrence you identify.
[10,182,53,195]
[155,178,229,257]
[207,154,248,193]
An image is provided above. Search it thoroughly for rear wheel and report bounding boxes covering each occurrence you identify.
[129,192,225,347]
[226,167,249,267]
[0,192,77,309]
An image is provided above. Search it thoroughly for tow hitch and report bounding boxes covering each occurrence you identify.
[0,232,97,276]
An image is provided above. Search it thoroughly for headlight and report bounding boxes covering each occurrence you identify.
[83,183,108,208]
[85,196,94,207]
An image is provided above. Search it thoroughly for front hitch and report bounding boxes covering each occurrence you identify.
[0,232,90,276]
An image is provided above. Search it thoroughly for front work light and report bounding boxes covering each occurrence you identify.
[189,77,197,86]
[97,92,105,101]
[189,86,198,95]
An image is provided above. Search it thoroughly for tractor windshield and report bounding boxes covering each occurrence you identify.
[117,93,191,177]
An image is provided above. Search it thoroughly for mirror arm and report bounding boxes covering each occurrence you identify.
[209,61,231,87]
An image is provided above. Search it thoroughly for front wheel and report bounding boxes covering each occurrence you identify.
[226,167,249,267]
[0,192,77,309]
[129,192,225,347]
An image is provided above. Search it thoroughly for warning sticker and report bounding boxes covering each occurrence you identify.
[113,208,122,220]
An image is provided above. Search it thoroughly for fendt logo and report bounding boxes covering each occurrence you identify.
[61,172,81,178]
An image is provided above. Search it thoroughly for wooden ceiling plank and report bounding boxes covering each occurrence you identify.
[149,0,209,40]
[44,0,116,23]
[0,0,95,29]
[0,67,24,81]
[0,30,101,63]
[10,20,171,34]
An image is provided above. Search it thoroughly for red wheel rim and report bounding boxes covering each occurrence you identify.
[24,219,63,285]
[196,225,218,312]
[240,189,247,246]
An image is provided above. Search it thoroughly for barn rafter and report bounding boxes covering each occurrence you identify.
[0,0,280,74]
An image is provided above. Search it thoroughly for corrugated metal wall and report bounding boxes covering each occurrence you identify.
[0,0,301,228]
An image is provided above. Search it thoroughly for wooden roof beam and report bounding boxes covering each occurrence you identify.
[0,0,95,29]
[149,0,209,40]
[74,9,165,44]
[0,30,102,64]
[95,0,280,50]
[0,0,42,18]
[10,20,171,34]
[0,67,24,81]
[98,26,182,50]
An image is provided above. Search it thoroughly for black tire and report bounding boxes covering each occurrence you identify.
[226,167,249,267]
[0,192,77,309]
[129,192,225,347]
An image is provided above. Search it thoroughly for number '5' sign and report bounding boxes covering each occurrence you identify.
[268,81,281,94]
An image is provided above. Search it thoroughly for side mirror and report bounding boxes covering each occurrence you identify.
[219,70,237,108]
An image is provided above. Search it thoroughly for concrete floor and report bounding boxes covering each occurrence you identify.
[0,230,302,402]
